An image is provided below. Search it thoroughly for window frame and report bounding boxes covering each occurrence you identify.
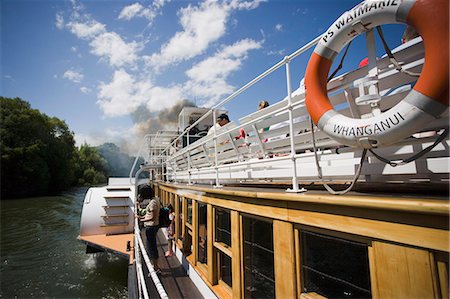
[197,201,209,271]
[241,213,275,299]
[212,207,233,292]
[296,225,373,299]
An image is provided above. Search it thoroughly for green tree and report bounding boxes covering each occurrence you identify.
[75,143,107,186]
[1,97,77,198]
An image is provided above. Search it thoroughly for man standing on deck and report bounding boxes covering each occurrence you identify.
[140,196,161,274]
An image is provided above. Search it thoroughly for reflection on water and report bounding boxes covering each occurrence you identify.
[1,188,128,298]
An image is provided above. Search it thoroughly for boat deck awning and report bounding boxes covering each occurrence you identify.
[78,233,134,263]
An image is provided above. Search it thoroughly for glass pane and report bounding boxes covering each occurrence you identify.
[183,229,192,257]
[177,196,183,239]
[187,198,192,225]
[198,203,207,264]
[301,231,371,298]
[215,208,231,246]
[243,216,275,299]
[219,251,232,287]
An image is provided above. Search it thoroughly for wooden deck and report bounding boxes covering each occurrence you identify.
[142,229,204,299]
[78,233,134,262]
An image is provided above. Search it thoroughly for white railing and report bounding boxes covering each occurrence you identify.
[129,132,179,184]
[158,35,322,191]
[134,220,169,299]
[141,34,449,192]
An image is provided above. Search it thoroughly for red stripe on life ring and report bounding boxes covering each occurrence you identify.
[305,53,333,125]
[408,0,449,105]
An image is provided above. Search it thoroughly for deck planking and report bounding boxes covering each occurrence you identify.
[141,228,204,299]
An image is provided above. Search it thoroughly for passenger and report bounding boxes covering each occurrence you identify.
[164,204,175,257]
[140,196,162,275]
[258,100,270,143]
[207,113,230,135]
[188,119,200,135]
[258,100,269,110]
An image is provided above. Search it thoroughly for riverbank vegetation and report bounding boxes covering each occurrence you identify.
[1,97,141,199]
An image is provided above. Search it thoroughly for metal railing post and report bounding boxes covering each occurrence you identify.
[285,58,306,193]
[213,109,223,188]
[186,130,193,185]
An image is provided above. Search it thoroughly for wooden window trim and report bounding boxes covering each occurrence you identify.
[297,225,373,299]
[185,222,193,230]
[197,261,208,277]
[434,251,449,298]
[297,224,372,246]
[214,241,232,257]
[217,279,232,295]
[300,292,326,299]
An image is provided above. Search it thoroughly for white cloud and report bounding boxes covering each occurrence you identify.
[267,49,285,56]
[56,12,65,29]
[97,69,185,117]
[74,128,131,149]
[118,3,144,20]
[146,0,228,69]
[146,0,262,70]
[118,1,169,23]
[275,24,283,31]
[185,38,262,106]
[229,0,265,10]
[66,8,142,68]
[97,69,148,117]
[90,32,141,67]
[67,20,106,39]
[146,85,184,112]
[66,0,264,122]
[63,69,84,83]
[154,0,169,9]
[75,127,144,154]
[74,132,102,147]
[80,86,91,93]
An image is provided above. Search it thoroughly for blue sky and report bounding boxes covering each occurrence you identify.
[2,0,406,153]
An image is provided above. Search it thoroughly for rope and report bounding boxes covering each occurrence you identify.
[376,26,420,77]
[135,223,169,299]
[327,41,352,82]
[369,128,449,167]
[310,119,367,195]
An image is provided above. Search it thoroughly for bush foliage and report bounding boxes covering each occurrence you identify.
[1,97,138,199]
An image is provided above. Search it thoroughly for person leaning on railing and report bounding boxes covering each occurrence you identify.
[139,195,162,275]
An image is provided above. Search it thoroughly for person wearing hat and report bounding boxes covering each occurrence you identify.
[207,113,230,135]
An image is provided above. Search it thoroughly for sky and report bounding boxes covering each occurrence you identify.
[2,0,406,154]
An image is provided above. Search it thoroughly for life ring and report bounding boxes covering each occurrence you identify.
[305,0,449,148]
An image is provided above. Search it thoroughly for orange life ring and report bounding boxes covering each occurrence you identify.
[305,0,448,148]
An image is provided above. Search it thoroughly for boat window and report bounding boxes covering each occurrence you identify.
[243,215,275,299]
[187,198,193,225]
[300,230,371,299]
[177,196,182,239]
[183,228,193,257]
[215,208,231,247]
[198,202,207,264]
[218,251,232,287]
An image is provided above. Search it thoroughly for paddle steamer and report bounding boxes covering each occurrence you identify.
[79,0,449,298]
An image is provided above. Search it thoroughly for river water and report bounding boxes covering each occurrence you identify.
[0,188,128,298]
